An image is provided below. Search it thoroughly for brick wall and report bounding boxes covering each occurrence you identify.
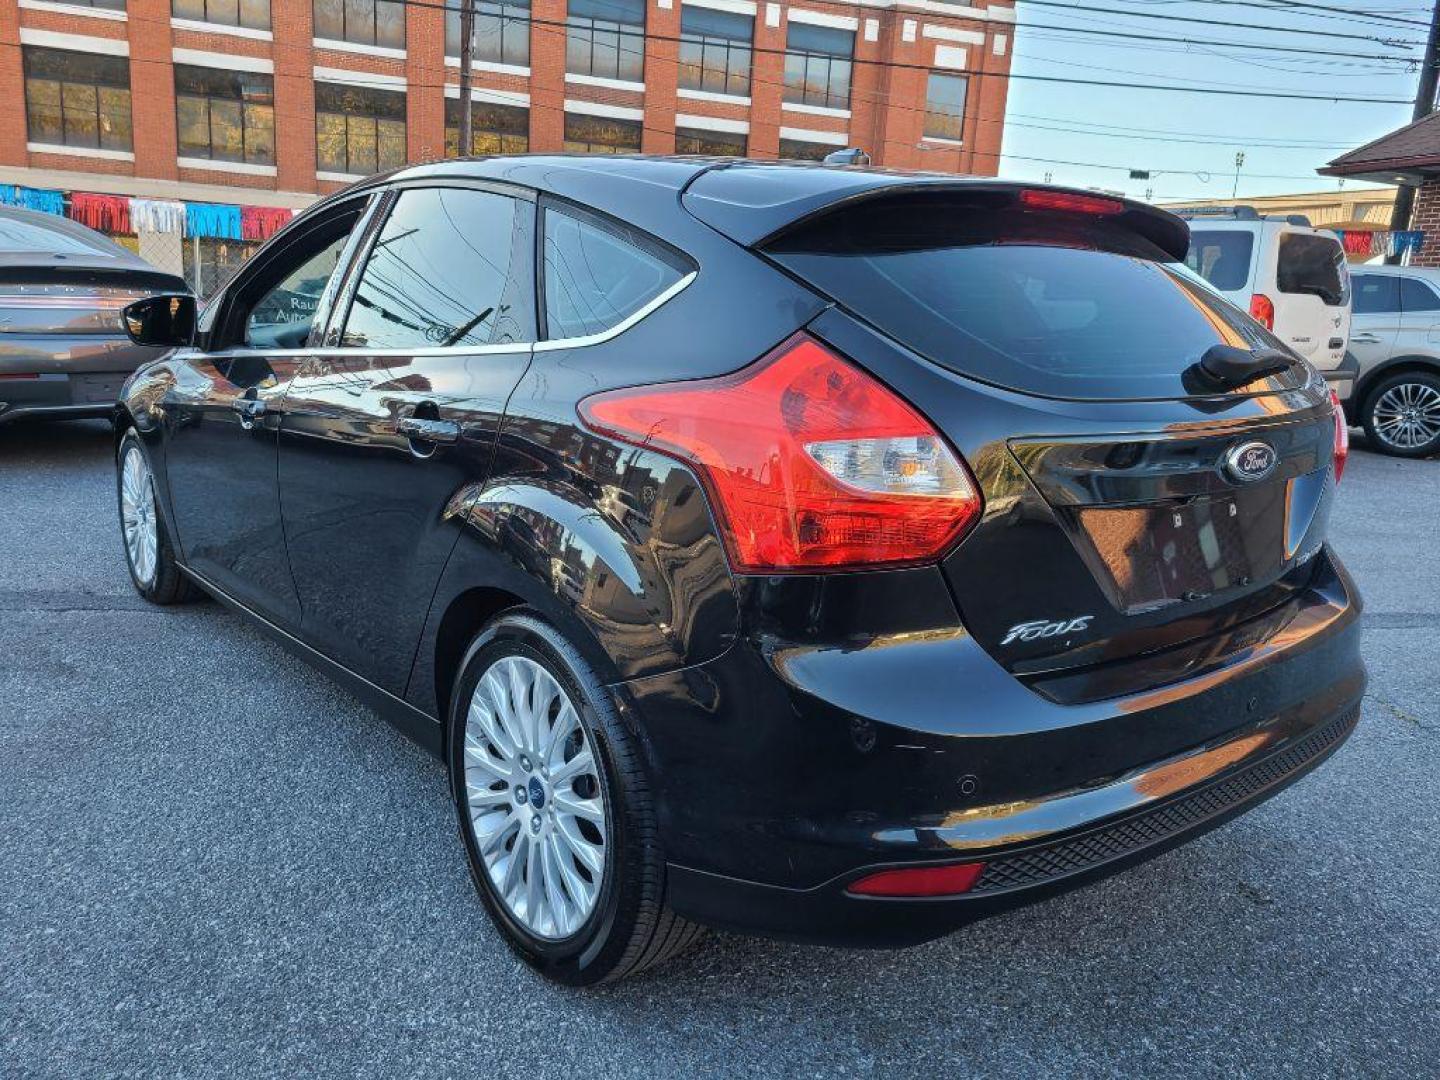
[1407,180,1440,267]
[0,0,1017,200]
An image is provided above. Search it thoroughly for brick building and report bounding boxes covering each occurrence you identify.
[1322,112,1440,267]
[0,0,1016,289]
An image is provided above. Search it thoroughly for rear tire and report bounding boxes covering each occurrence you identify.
[447,611,705,985]
[1361,371,1440,458]
[116,429,194,605]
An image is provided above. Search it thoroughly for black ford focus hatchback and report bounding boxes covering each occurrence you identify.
[113,157,1363,985]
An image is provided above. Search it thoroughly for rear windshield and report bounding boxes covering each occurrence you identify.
[771,233,1289,401]
[1185,229,1254,292]
[1277,232,1349,306]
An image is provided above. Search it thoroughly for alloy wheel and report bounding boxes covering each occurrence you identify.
[120,445,159,588]
[462,655,608,941]
[1372,381,1440,450]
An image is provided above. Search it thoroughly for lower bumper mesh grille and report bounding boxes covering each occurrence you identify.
[972,706,1359,894]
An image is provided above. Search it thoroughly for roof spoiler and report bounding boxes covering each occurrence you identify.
[682,168,1191,262]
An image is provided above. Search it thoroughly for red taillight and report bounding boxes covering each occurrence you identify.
[1249,293,1276,330]
[847,862,987,897]
[1330,388,1349,482]
[1018,189,1125,216]
[578,334,983,573]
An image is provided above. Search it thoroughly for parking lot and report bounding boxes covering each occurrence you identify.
[0,419,1435,1078]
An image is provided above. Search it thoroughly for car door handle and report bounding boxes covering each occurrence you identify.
[396,416,461,444]
[1350,333,1380,344]
[232,398,267,429]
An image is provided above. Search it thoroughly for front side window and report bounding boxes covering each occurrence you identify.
[315,83,407,176]
[445,99,529,156]
[445,0,530,66]
[542,206,686,340]
[563,113,641,154]
[783,23,852,110]
[1351,275,1399,315]
[1400,277,1440,313]
[313,0,406,49]
[1276,232,1348,306]
[778,138,830,162]
[172,0,271,30]
[566,0,645,82]
[923,73,967,141]
[1185,229,1255,292]
[678,6,752,97]
[175,65,275,165]
[23,47,133,153]
[245,236,347,346]
[675,126,745,156]
[342,188,528,349]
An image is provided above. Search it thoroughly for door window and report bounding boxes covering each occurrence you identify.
[340,187,531,349]
[1400,277,1440,313]
[1352,275,1399,315]
[1276,232,1348,306]
[541,206,688,339]
[245,236,349,349]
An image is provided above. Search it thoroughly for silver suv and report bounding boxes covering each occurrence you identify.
[1347,265,1440,457]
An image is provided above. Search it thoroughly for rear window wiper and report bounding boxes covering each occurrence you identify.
[1191,344,1293,390]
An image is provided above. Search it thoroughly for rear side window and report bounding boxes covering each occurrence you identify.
[1352,275,1399,315]
[770,211,1286,400]
[342,186,532,349]
[541,206,688,340]
[1185,229,1253,291]
[1276,232,1348,306]
[1400,277,1440,312]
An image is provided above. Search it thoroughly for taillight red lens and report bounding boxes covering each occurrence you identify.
[1330,388,1349,482]
[578,334,983,573]
[1249,293,1276,330]
[1018,189,1125,216]
[847,862,987,897]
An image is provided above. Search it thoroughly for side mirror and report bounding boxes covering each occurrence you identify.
[122,294,197,348]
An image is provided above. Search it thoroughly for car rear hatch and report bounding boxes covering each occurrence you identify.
[684,170,1343,701]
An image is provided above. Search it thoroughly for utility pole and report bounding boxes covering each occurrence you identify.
[458,0,475,154]
[1232,151,1245,199]
[1388,0,1440,263]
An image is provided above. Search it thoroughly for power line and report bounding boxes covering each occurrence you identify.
[1016,0,1424,45]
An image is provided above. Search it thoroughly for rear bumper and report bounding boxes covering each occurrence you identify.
[1325,352,1361,402]
[616,548,1364,946]
[665,702,1358,947]
[0,372,129,426]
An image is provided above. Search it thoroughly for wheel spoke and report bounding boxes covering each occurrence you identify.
[553,788,604,824]
[555,816,604,874]
[549,746,595,788]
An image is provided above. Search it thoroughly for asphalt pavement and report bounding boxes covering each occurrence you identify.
[1,419,1436,1079]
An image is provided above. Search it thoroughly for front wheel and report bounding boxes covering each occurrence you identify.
[1362,371,1440,457]
[116,429,194,604]
[447,612,705,985]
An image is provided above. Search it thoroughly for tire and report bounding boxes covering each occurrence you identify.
[447,611,705,985]
[116,428,195,604]
[1361,370,1440,458]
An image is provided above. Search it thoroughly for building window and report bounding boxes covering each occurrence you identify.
[924,73,966,141]
[678,5,751,98]
[778,137,831,162]
[313,0,405,49]
[675,126,745,156]
[563,113,641,154]
[445,99,529,156]
[566,0,644,83]
[783,23,852,110]
[315,83,406,176]
[68,0,126,9]
[172,0,271,31]
[445,0,530,67]
[175,65,275,165]
[23,47,133,153]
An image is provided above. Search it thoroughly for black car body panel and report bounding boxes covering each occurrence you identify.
[114,157,1364,948]
[0,207,188,426]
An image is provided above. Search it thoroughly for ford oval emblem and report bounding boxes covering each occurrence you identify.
[1223,440,1278,483]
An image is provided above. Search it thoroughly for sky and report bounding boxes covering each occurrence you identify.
[997,0,1428,203]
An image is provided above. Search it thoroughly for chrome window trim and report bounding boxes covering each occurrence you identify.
[533,270,697,352]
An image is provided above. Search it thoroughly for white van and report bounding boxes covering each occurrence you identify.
[1177,208,1353,396]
